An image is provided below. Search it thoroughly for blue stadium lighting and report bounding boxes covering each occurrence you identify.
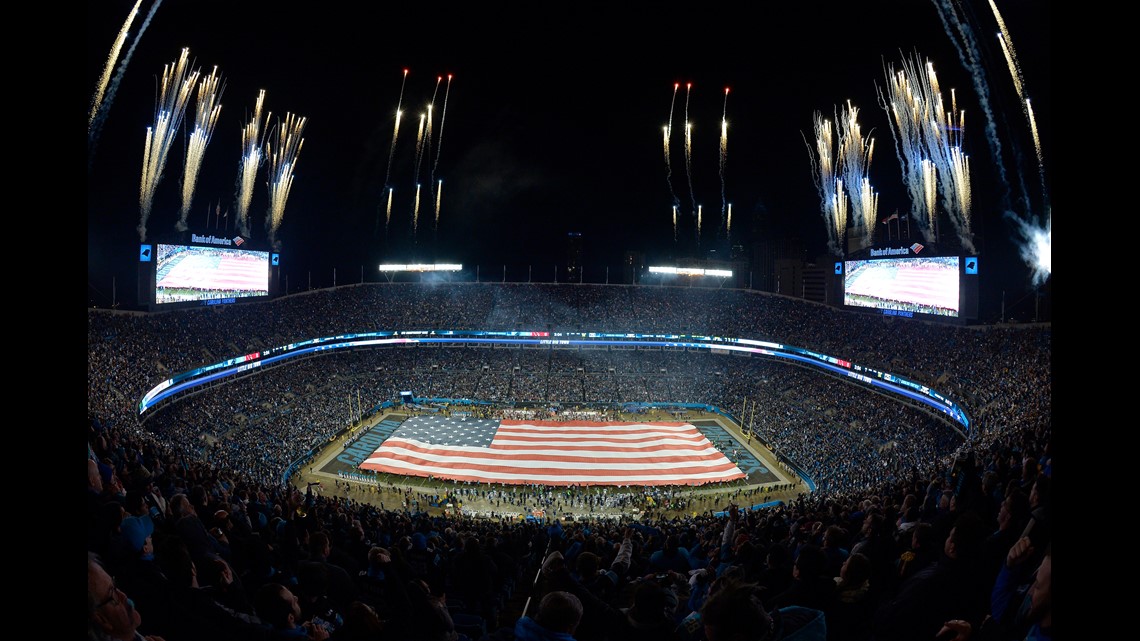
[138,329,969,434]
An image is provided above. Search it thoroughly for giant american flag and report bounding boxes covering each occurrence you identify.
[359,415,746,486]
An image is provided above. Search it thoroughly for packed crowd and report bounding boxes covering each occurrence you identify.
[88,282,1051,640]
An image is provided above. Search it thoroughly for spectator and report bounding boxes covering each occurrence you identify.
[828,552,873,641]
[700,577,826,641]
[298,530,358,613]
[767,545,837,617]
[89,551,168,641]
[253,582,330,641]
[514,590,585,641]
[872,512,989,641]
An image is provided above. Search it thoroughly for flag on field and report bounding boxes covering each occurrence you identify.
[359,416,746,486]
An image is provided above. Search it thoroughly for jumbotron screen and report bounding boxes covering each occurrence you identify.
[843,255,960,317]
[153,243,270,306]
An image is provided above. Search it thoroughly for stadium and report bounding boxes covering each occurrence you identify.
[87,281,1051,640]
[89,1,1051,638]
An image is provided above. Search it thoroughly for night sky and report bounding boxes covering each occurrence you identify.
[87,1,1051,319]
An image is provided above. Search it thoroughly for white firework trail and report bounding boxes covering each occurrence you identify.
[804,112,845,256]
[878,52,972,250]
[413,183,421,239]
[684,83,697,223]
[138,47,199,242]
[835,100,877,247]
[89,0,163,170]
[385,187,394,235]
[663,83,681,212]
[385,68,409,190]
[878,55,937,243]
[236,90,270,238]
[434,179,443,228]
[265,112,307,248]
[720,87,729,237]
[90,0,143,130]
[178,66,224,231]
[378,68,409,236]
[431,74,453,224]
[990,0,1047,207]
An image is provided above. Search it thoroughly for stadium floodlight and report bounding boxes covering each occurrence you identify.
[378,263,463,272]
[648,265,732,278]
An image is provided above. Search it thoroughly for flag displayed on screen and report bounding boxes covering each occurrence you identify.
[360,416,746,486]
[156,245,269,293]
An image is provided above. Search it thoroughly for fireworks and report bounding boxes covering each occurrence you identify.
[720,87,729,240]
[236,90,270,238]
[431,74,453,224]
[178,66,225,231]
[663,83,681,216]
[684,83,697,224]
[989,0,1046,219]
[374,69,458,242]
[412,183,422,237]
[385,187,394,234]
[138,47,200,242]
[877,52,973,252]
[697,205,702,249]
[89,0,163,170]
[265,112,307,248]
[835,100,878,248]
[385,69,409,191]
[379,69,409,236]
[434,179,443,229]
[90,0,143,131]
[804,112,845,256]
